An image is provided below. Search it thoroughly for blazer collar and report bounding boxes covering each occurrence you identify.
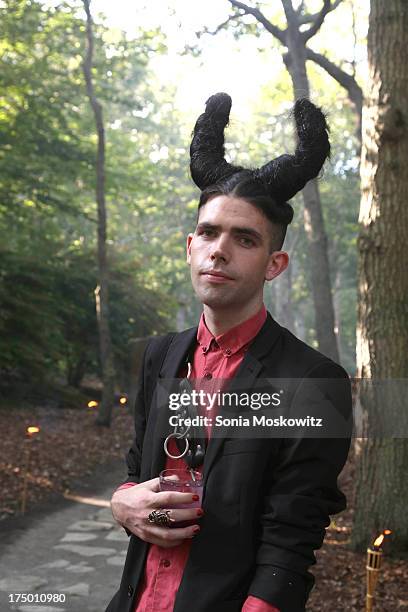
[158,326,197,379]
[158,311,281,377]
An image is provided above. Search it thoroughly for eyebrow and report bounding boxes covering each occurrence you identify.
[196,222,263,242]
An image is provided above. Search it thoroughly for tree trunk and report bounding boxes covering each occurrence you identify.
[275,260,295,332]
[352,0,408,553]
[333,268,342,363]
[82,0,116,427]
[301,180,339,361]
[273,232,296,332]
[282,0,339,362]
[176,300,188,332]
[292,256,307,341]
[67,353,88,388]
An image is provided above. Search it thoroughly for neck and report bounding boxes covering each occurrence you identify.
[203,298,264,336]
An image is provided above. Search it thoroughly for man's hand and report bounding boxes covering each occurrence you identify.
[110,477,202,548]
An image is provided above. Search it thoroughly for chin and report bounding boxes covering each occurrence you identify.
[193,280,247,310]
[199,292,240,310]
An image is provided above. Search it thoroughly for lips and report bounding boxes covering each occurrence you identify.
[201,270,234,281]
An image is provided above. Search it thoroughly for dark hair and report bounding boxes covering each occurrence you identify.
[190,92,330,250]
[198,172,292,251]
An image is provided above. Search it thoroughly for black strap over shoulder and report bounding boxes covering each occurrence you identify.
[175,375,207,468]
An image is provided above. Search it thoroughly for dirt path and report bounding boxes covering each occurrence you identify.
[0,460,126,612]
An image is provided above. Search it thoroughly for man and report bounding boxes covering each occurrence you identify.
[106,94,352,612]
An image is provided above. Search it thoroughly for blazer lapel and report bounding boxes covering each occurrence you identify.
[149,327,197,478]
[202,313,282,483]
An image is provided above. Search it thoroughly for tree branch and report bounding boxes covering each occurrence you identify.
[305,46,362,136]
[295,1,306,18]
[196,13,243,38]
[298,11,320,25]
[350,1,358,78]
[227,0,287,44]
[301,0,344,43]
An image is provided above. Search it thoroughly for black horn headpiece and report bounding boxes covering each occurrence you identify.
[190,92,330,204]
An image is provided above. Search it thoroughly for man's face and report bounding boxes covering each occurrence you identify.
[186,195,288,312]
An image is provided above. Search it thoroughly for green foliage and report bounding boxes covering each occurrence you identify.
[0,0,174,396]
[0,244,173,393]
[0,0,92,220]
[0,248,64,383]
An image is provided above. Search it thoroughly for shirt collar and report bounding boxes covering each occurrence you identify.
[197,305,267,357]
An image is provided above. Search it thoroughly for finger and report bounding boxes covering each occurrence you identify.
[138,477,160,492]
[126,524,185,548]
[162,473,180,481]
[143,522,200,542]
[152,491,199,508]
[165,508,204,522]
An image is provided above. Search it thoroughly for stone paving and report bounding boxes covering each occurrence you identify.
[0,473,129,612]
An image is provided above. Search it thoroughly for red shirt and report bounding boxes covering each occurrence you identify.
[117,306,279,612]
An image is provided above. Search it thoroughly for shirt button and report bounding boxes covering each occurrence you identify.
[225,348,232,356]
[162,559,171,567]
[204,372,212,380]
[127,585,134,597]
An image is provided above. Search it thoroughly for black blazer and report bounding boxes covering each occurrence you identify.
[106,313,352,612]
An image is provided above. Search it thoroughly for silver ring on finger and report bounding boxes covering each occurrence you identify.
[147,509,173,528]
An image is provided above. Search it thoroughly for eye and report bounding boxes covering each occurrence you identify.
[238,236,255,247]
[198,228,215,237]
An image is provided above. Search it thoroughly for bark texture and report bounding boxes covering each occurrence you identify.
[352,0,408,552]
[83,0,116,427]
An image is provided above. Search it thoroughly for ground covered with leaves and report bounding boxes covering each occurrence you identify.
[308,451,408,611]
[0,402,133,519]
[0,405,407,610]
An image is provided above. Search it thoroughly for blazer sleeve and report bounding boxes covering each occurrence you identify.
[247,361,352,612]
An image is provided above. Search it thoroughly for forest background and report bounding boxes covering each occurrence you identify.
[0,0,366,403]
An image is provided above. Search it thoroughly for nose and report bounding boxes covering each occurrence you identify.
[210,234,230,264]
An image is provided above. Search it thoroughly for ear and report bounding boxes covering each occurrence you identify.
[265,251,289,282]
[186,233,194,264]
